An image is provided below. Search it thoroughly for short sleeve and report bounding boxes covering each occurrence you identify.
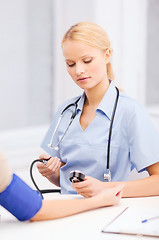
[128,104,159,172]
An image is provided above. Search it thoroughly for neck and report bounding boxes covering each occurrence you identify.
[85,79,110,107]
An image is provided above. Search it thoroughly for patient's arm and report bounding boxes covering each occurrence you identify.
[0,150,123,222]
[0,151,12,192]
[31,185,123,221]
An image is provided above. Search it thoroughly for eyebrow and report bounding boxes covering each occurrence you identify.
[65,54,92,62]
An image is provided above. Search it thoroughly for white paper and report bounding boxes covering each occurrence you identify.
[102,206,159,237]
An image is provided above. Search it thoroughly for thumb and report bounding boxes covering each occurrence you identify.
[39,153,51,160]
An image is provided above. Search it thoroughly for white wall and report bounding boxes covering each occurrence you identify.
[0,0,28,128]
[0,0,53,169]
[0,0,53,130]
[0,125,48,170]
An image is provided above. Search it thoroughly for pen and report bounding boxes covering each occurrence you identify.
[141,216,159,223]
[103,206,129,228]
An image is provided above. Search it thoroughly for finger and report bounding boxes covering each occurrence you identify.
[47,159,61,172]
[73,185,90,195]
[37,162,45,168]
[43,171,56,177]
[71,182,84,191]
[46,157,60,168]
[52,160,61,172]
[39,153,51,160]
[44,157,60,169]
[76,191,90,198]
[71,175,93,189]
[38,168,49,175]
[36,163,51,175]
[37,162,50,173]
[37,158,60,177]
[37,164,47,174]
[39,167,54,177]
[71,180,88,189]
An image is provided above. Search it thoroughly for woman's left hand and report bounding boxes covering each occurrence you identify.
[71,176,107,198]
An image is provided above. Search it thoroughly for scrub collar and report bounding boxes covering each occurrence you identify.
[76,81,118,120]
[97,81,118,120]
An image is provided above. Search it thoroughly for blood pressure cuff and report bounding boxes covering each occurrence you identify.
[0,174,42,221]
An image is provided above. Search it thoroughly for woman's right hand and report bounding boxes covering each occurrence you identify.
[37,153,62,179]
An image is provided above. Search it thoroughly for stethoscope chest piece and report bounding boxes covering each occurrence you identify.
[69,170,85,183]
[104,169,111,182]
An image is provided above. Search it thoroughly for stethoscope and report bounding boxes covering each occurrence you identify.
[47,97,81,151]
[47,87,119,182]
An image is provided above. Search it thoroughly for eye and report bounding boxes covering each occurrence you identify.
[67,62,76,67]
[84,58,92,64]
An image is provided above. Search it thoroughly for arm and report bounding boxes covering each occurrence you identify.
[122,162,159,197]
[72,105,159,198]
[30,185,123,221]
[0,151,123,222]
[71,162,159,198]
[0,151,12,193]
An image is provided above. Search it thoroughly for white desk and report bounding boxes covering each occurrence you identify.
[0,195,159,240]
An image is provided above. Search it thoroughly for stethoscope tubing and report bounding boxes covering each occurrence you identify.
[107,87,119,170]
[48,97,81,150]
[47,88,119,181]
[30,87,119,196]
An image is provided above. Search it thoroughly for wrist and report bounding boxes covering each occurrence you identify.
[87,195,102,208]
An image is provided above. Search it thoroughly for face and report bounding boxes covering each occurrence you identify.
[62,40,110,91]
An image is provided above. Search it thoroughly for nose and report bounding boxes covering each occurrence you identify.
[75,63,85,76]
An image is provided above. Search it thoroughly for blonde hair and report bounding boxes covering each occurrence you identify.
[62,22,114,80]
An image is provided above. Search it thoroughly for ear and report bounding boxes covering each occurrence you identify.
[105,48,112,64]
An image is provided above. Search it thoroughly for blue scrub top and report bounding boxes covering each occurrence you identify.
[41,81,159,194]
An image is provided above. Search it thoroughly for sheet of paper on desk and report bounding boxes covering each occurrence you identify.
[102,206,159,237]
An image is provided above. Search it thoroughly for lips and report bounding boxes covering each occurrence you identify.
[77,77,90,82]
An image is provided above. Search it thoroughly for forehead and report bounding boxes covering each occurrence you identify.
[62,40,103,60]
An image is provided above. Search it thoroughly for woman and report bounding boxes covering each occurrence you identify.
[0,151,122,221]
[37,21,159,198]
